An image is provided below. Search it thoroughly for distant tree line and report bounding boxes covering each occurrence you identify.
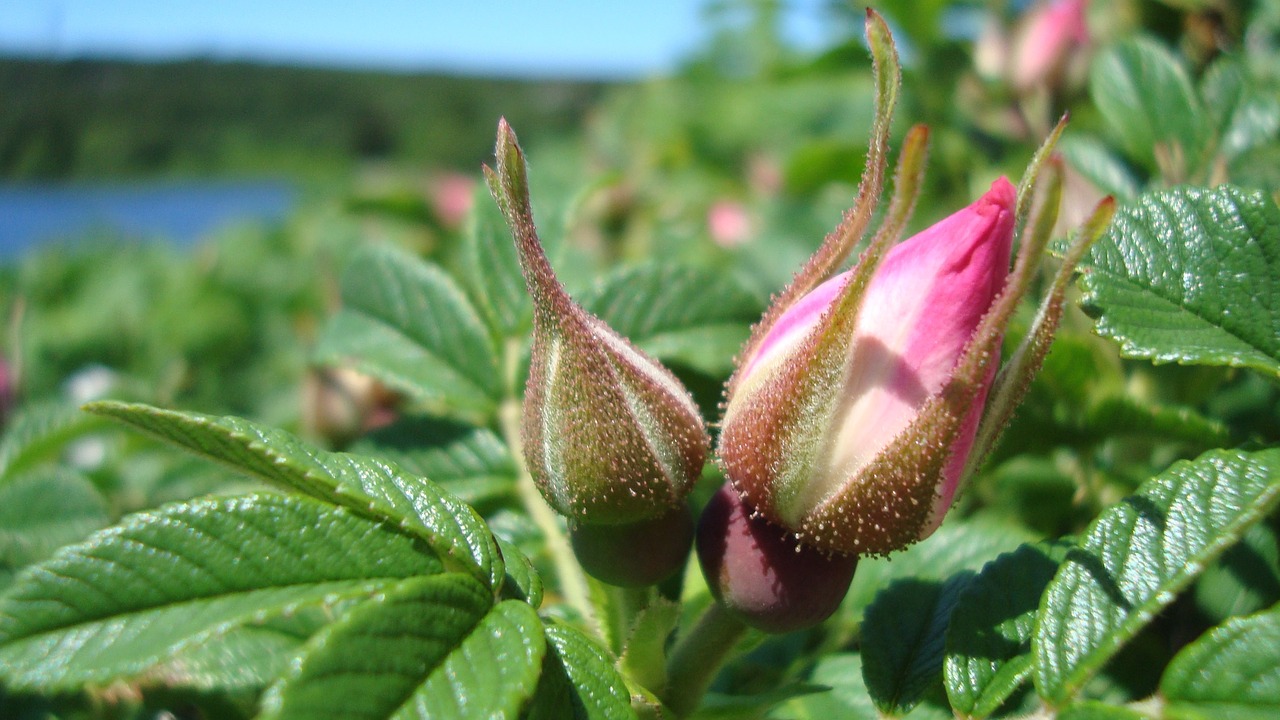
[0,57,611,180]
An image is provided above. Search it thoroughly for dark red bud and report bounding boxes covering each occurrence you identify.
[695,484,856,633]
[569,504,694,587]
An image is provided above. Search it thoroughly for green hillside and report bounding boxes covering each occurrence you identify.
[0,57,612,179]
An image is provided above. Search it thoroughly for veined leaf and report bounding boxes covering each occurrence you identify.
[862,572,975,715]
[0,467,110,583]
[1081,185,1280,377]
[1193,523,1280,622]
[141,621,309,692]
[1160,605,1280,719]
[313,244,501,420]
[262,574,545,720]
[579,264,763,377]
[0,400,108,481]
[525,622,635,720]
[945,541,1071,719]
[461,182,532,340]
[496,535,543,607]
[350,414,518,512]
[1090,36,1210,178]
[1032,448,1280,705]
[844,520,1032,621]
[0,493,442,690]
[1083,396,1231,448]
[84,401,503,589]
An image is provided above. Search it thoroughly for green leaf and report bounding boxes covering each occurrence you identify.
[1056,702,1151,720]
[944,541,1072,719]
[0,467,110,580]
[620,597,680,694]
[696,684,828,719]
[1160,606,1280,720]
[313,244,501,421]
[1058,136,1141,201]
[1090,36,1210,178]
[1200,59,1280,163]
[460,183,532,340]
[1083,396,1231,448]
[579,264,763,377]
[1080,185,1280,377]
[775,653,879,720]
[526,622,636,720]
[862,572,975,715]
[0,401,108,481]
[1032,448,1280,706]
[0,492,442,690]
[844,519,1033,621]
[349,414,518,512]
[262,573,546,720]
[1193,523,1280,622]
[86,401,503,589]
[143,621,309,692]
[496,534,543,607]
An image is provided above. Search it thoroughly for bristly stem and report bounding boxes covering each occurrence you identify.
[662,602,750,718]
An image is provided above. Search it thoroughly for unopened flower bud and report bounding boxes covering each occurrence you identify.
[696,484,857,633]
[487,119,710,528]
[720,178,1017,556]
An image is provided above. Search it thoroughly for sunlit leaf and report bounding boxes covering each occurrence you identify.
[1090,36,1210,178]
[525,622,636,720]
[1081,185,1280,377]
[0,467,109,586]
[313,244,501,421]
[1160,605,1280,719]
[1032,448,1280,705]
[349,414,518,513]
[945,541,1071,718]
[580,263,763,378]
[0,493,441,690]
[86,401,503,588]
[262,574,546,720]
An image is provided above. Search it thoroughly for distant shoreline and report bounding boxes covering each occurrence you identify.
[0,179,297,259]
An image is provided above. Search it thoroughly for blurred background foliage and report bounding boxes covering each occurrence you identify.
[1,0,1279,717]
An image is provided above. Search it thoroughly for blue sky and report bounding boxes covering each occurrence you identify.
[0,0,835,78]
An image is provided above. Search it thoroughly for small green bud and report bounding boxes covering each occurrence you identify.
[487,119,710,526]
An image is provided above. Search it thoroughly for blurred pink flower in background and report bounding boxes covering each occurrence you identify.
[428,172,476,230]
[707,199,753,248]
[1010,0,1090,93]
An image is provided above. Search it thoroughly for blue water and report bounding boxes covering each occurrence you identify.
[0,180,297,259]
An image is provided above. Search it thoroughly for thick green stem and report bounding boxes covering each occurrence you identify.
[662,602,749,718]
[499,339,598,638]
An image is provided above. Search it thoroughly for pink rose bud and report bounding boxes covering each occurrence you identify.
[719,178,1017,556]
[486,119,710,530]
[1011,0,1089,93]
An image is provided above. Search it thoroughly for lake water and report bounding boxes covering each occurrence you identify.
[0,180,297,259]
